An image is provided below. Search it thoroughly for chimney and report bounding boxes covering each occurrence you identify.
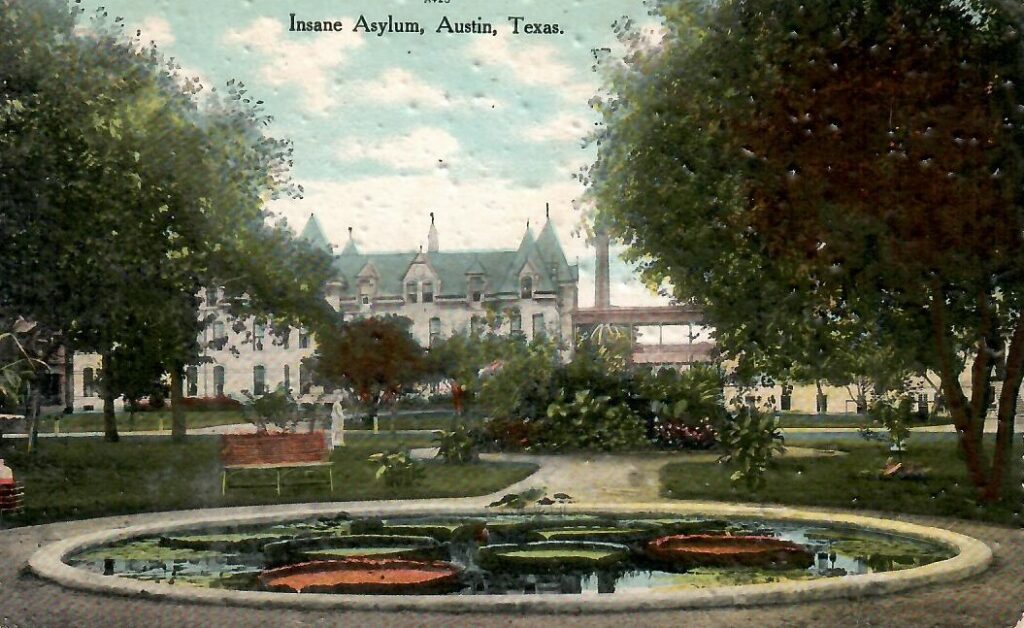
[594,228,611,308]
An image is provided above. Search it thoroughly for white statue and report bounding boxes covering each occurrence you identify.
[330,400,346,448]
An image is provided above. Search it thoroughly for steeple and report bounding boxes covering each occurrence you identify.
[427,212,439,253]
[340,226,360,256]
[299,213,332,253]
[536,204,572,283]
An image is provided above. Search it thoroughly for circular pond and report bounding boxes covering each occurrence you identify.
[30,503,991,612]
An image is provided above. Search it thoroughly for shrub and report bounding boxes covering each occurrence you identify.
[652,417,717,450]
[367,450,424,487]
[481,416,537,451]
[177,396,242,412]
[433,425,480,463]
[241,386,299,432]
[535,389,648,452]
[869,395,913,456]
[716,407,785,490]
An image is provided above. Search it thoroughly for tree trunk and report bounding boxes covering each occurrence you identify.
[980,323,1024,502]
[170,367,186,442]
[452,383,465,417]
[26,377,41,453]
[101,351,119,443]
[62,345,74,414]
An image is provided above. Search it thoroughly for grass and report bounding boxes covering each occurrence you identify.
[21,410,483,434]
[0,432,536,527]
[661,439,1024,526]
[775,413,951,428]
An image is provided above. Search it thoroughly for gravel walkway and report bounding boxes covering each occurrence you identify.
[1,451,1022,628]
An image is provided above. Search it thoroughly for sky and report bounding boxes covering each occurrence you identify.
[77,0,671,308]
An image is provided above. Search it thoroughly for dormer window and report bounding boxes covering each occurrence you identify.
[520,276,533,299]
[422,282,434,303]
[469,276,484,302]
[406,281,418,303]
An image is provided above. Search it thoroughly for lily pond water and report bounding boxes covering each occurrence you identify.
[66,514,956,595]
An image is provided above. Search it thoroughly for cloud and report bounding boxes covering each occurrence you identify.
[269,172,671,307]
[525,112,597,144]
[338,68,502,112]
[467,34,596,104]
[135,16,175,48]
[224,17,364,115]
[338,127,461,172]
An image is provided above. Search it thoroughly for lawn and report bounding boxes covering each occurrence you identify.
[775,412,951,428]
[661,439,1024,526]
[0,432,536,527]
[23,410,483,434]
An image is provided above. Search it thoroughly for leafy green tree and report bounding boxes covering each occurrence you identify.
[310,316,425,427]
[1,1,334,443]
[591,0,1024,502]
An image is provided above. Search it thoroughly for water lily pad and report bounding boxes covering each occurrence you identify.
[72,538,220,562]
[263,534,443,567]
[531,527,653,542]
[259,558,463,594]
[479,541,630,572]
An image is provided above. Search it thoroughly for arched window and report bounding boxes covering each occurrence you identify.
[520,276,533,299]
[468,276,484,302]
[253,365,266,396]
[82,368,95,397]
[213,366,225,397]
[186,366,198,397]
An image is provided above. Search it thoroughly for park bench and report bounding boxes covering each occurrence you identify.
[220,432,334,496]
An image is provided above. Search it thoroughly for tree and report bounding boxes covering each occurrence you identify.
[1,1,335,443]
[310,316,426,426]
[590,0,1024,501]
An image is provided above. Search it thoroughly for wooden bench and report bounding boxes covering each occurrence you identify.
[220,432,334,496]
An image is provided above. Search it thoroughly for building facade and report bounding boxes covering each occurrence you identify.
[70,212,579,409]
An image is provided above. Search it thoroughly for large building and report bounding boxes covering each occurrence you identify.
[70,212,579,409]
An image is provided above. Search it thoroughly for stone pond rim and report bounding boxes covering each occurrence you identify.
[26,501,993,614]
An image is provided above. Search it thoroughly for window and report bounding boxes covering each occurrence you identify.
[520,276,533,299]
[422,281,434,303]
[213,321,226,341]
[213,366,225,397]
[206,286,219,305]
[429,317,442,347]
[510,312,522,336]
[281,327,290,349]
[82,367,95,397]
[254,320,265,351]
[469,276,484,302]
[406,281,418,303]
[299,328,310,349]
[361,294,370,305]
[283,365,291,391]
[532,313,545,339]
[816,393,828,413]
[186,366,198,397]
[253,365,266,396]
[299,362,311,394]
[780,385,792,411]
[470,316,485,336]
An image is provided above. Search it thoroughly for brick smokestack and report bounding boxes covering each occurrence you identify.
[595,228,611,308]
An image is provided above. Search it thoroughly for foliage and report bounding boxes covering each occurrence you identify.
[241,385,299,433]
[433,425,480,464]
[0,0,335,443]
[869,396,914,456]
[652,418,717,450]
[639,365,726,426]
[425,329,518,416]
[476,336,560,421]
[590,0,1024,502]
[310,316,425,426]
[716,407,786,491]
[367,449,424,487]
[178,396,243,412]
[536,389,648,452]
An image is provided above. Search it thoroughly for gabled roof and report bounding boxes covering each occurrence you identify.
[299,214,332,253]
[536,218,573,283]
